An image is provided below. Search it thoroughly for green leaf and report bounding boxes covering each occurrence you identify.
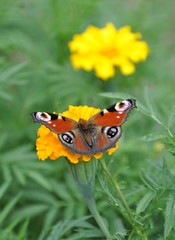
[143,87,157,117]
[46,216,93,240]
[168,104,175,130]
[0,194,21,225]
[50,180,74,201]
[1,145,34,163]
[11,204,49,222]
[164,195,175,238]
[135,100,150,116]
[164,137,175,155]
[0,181,11,199]
[0,62,27,83]
[140,131,167,142]
[136,191,155,214]
[12,166,26,185]
[99,92,134,100]
[140,171,161,190]
[68,228,104,240]
[16,220,29,240]
[26,171,51,191]
[0,91,13,101]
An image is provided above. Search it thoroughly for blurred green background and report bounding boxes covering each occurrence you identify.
[0,0,175,239]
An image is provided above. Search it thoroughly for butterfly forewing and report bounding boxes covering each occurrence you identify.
[32,112,77,133]
[90,99,136,127]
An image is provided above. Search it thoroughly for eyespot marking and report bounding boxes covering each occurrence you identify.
[103,126,122,139]
[59,132,74,145]
[115,100,132,111]
[36,112,51,122]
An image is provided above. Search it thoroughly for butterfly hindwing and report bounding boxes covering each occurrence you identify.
[59,128,93,154]
[91,125,122,154]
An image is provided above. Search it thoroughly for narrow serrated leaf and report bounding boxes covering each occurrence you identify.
[136,191,155,214]
[0,91,13,101]
[13,166,26,185]
[46,220,69,240]
[46,216,93,240]
[12,204,48,222]
[140,171,161,190]
[99,92,134,99]
[143,87,157,116]
[135,100,150,116]
[168,105,175,130]
[140,132,167,142]
[0,194,21,225]
[69,228,104,240]
[0,181,11,199]
[0,62,27,83]
[27,171,51,191]
[17,220,29,240]
[164,195,175,238]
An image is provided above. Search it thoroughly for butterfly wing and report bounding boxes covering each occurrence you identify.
[32,112,93,154]
[90,125,122,154]
[88,99,136,153]
[89,99,136,127]
[32,112,77,133]
[58,128,93,155]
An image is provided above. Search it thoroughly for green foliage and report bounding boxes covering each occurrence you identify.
[0,0,175,239]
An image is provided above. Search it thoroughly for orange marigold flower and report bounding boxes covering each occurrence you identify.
[68,22,149,80]
[36,105,119,164]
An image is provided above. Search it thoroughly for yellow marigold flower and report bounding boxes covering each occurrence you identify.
[36,105,119,164]
[68,22,149,80]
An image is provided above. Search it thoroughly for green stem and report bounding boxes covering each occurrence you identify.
[100,160,148,240]
[151,115,173,138]
[84,189,112,240]
[100,160,132,216]
[68,160,112,239]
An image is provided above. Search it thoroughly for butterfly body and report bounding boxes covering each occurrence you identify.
[32,99,136,155]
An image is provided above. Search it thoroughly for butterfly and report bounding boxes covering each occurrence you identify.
[32,99,136,155]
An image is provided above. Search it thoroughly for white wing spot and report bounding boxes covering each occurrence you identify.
[117,116,120,118]
[53,124,56,127]
[118,112,123,114]
[103,109,108,113]
[48,121,51,124]
[115,104,120,111]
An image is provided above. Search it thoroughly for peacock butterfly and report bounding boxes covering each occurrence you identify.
[32,99,136,155]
